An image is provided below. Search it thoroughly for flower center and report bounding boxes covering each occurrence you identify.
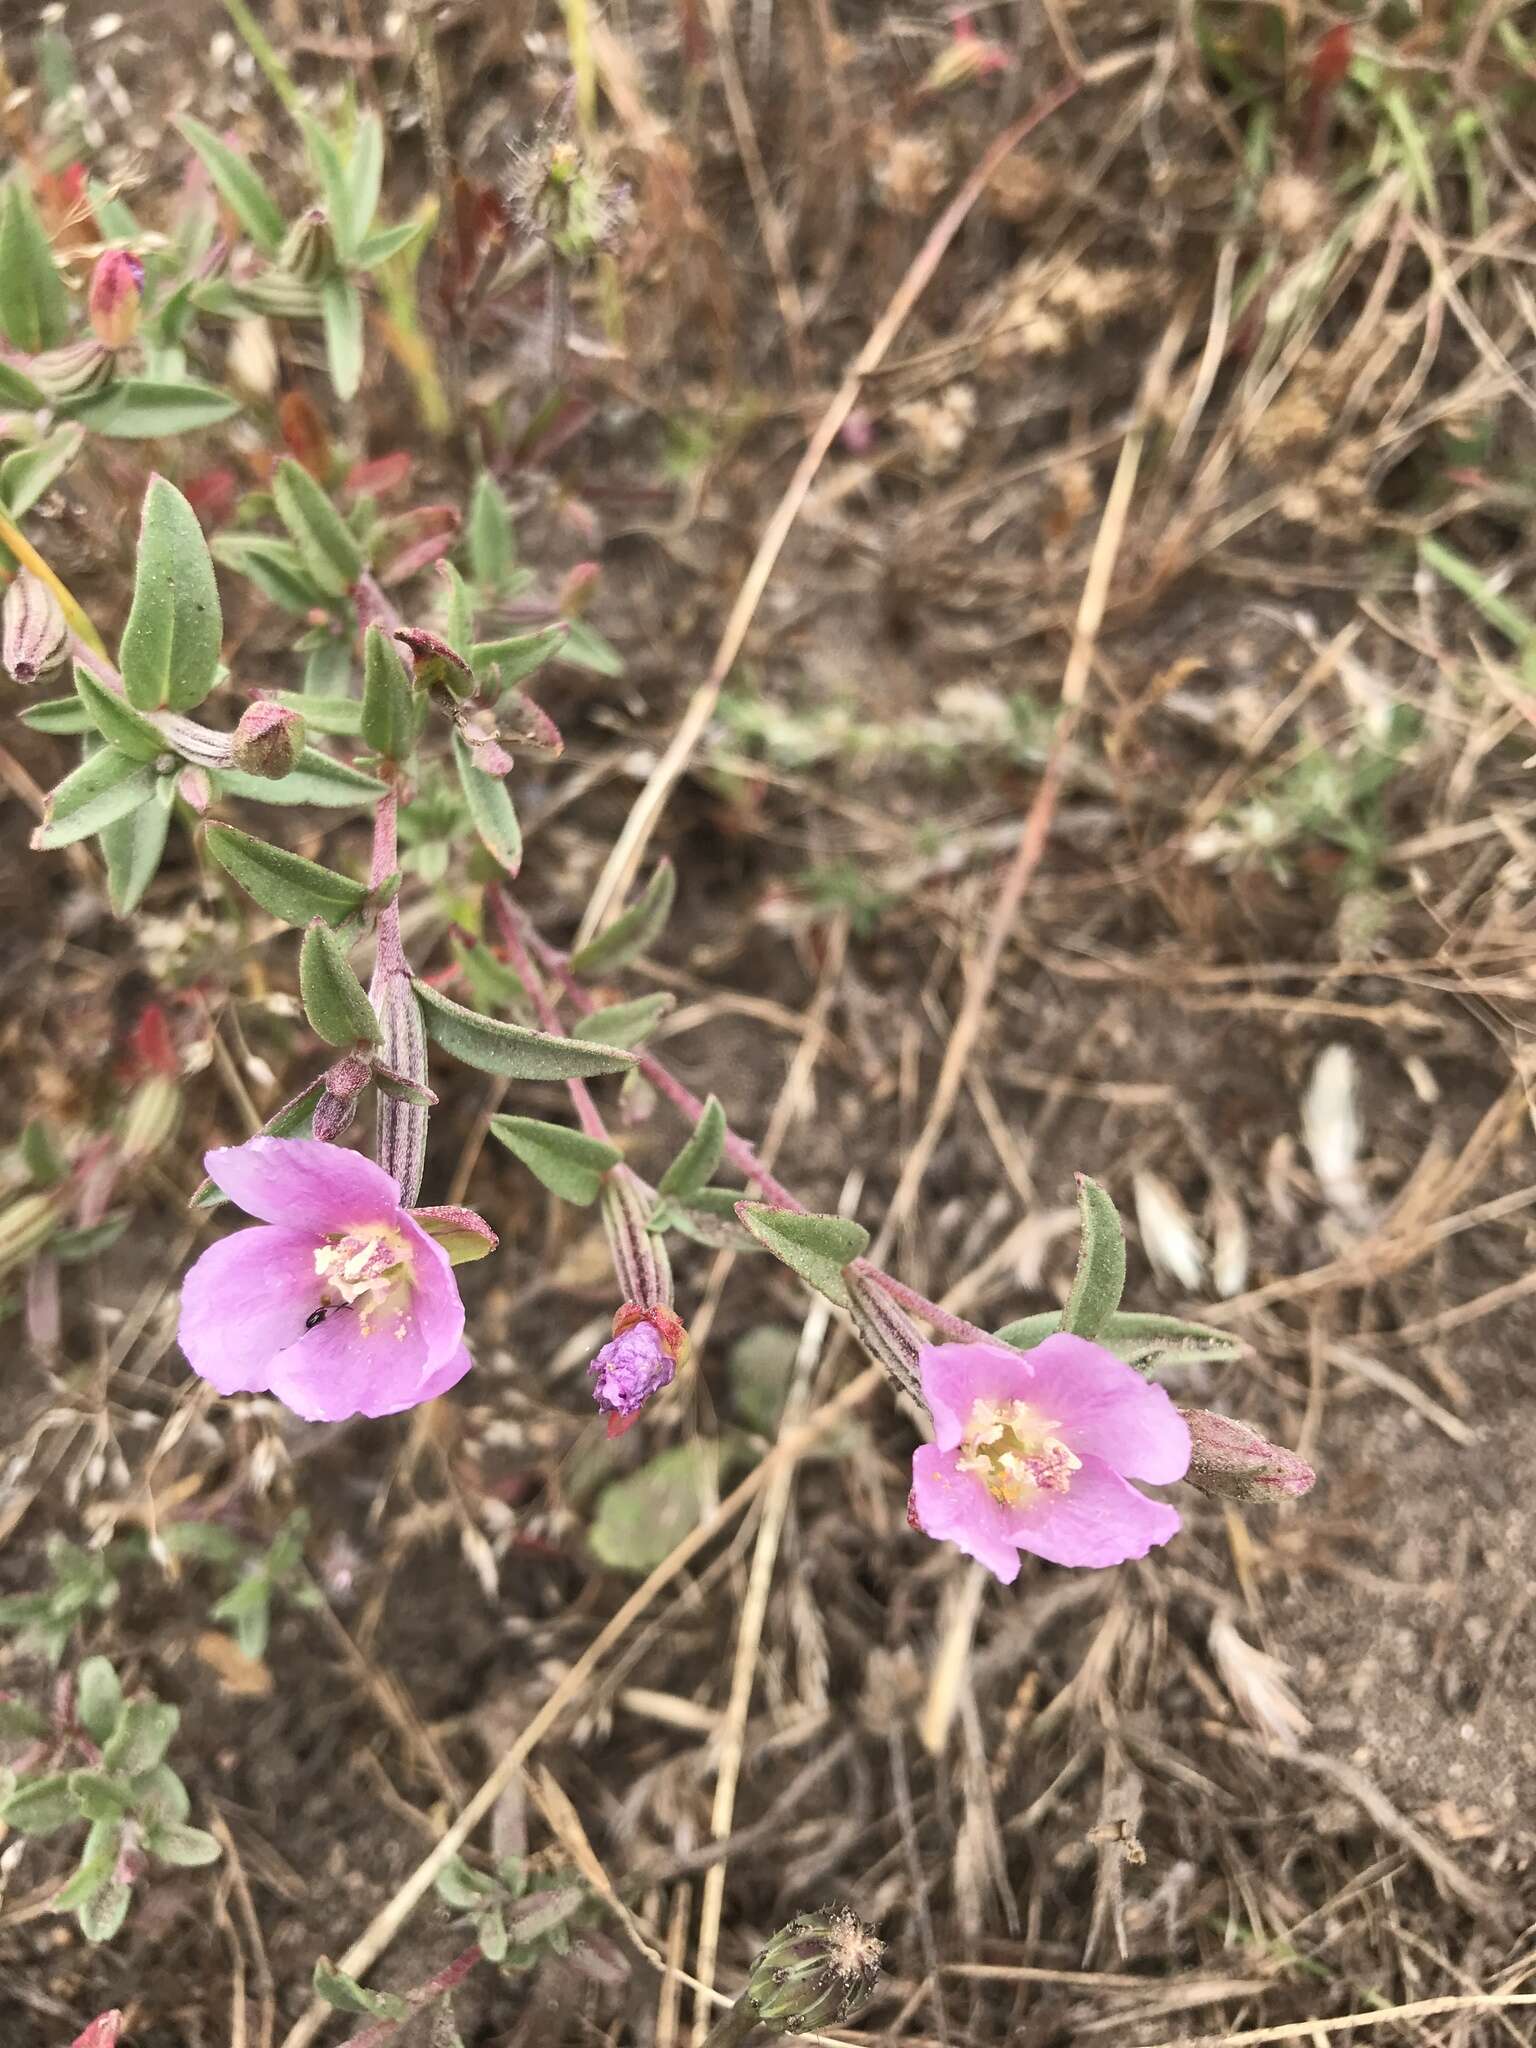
[313,1225,413,1337]
[955,1397,1081,1506]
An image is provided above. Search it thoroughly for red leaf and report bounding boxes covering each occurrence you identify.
[1308,24,1354,93]
[344,450,414,500]
[181,466,240,528]
[374,504,462,586]
[278,391,332,482]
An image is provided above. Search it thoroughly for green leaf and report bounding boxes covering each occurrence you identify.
[470,625,568,690]
[209,1578,272,1661]
[320,275,364,402]
[35,748,156,849]
[102,785,173,917]
[451,729,521,874]
[591,1442,751,1574]
[0,178,70,352]
[297,114,349,238]
[272,458,364,598]
[452,935,527,1014]
[573,992,674,1051]
[21,694,94,734]
[217,747,387,809]
[128,1761,190,1825]
[302,634,352,697]
[101,1698,178,1777]
[78,1875,133,1943]
[362,623,414,760]
[0,357,46,406]
[344,113,384,253]
[312,1961,409,2020]
[0,1771,77,1834]
[205,822,368,925]
[73,665,167,761]
[436,1855,502,1909]
[438,561,476,659]
[1097,1311,1242,1368]
[560,617,623,676]
[477,1906,509,1964]
[467,471,514,593]
[300,921,381,1046]
[504,1883,586,1945]
[657,1095,727,1201]
[353,218,428,269]
[0,423,84,518]
[993,1311,1064,1352]
[69,1769,131,1822]
[488,1115,620,1205]
[118,476,223,714]
[213,534,327,613]
[650,1186,759,1252]
[52,1838,119,1912]
[1062,1174,1126,1339]
[0,1698,49,1740]
[272,690,362,736]
[76,1656,124,1746]
[735,1206,870,1310]
[570,860,676,979]
[75,379,240,438]
[415,981,635,1080]
[177,116,285,254]
[145,1821,221,1867]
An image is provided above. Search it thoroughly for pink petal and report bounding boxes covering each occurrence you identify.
[416,1342,473,1404]
[398,1215,466,1363]
[203,1136,404,1232]
[1015,1334,1191,1483]
[1005,1453,1181,1568]
[179,1226,325,1396]
[910,1444,1023,1584]
[265,1299,435,1422]
[918,1342,1034,1453]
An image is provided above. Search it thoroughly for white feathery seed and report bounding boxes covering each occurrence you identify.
[1302,1043,1371,1225]
[1133,1171,1207,1292]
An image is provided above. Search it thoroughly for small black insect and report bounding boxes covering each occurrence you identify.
[305,1306,330,1330]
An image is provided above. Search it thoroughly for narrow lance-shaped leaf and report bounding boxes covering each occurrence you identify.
[414,980,635,1081]
[73,664,167,761]
[361,622,414,760]
[320,275,364,403]
[466,470,514,592]
[471,625,568,691]
[344,112,384,254]
[451,729,521,875]
[489,1115,620,1205]
[572,991,674,1051]
[571,859,675,979]
[735,1205,870,1311]
[118,476,223,713]
[34,749,156,850]
[0,178,70,352]
[0,423,84,520]
[1061,1174,1126,1339]
[205,822,368,925]
[272,457,364,598]
[300,921,382,1046]
[101,779,173,917]
[176,116,285,254]
[657,1095,727,1201]
[217,747,387,809]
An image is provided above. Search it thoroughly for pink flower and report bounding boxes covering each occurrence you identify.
[908,1336,1190,1582]
[88,250,144,349]
[179,1137,473,1421]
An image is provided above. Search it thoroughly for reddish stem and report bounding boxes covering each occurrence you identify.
[345,1943,484,2048]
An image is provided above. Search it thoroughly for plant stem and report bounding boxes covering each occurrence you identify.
[220,0,300,110]
[488,888,610,1146]
[501,898,995,1346]
[698,1995,761,2048]
[345,1943,484,2048]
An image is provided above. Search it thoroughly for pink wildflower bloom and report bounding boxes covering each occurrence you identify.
[909,1336,1190,1582]
[179,1137,472,1422]
[589,1302,688,1436]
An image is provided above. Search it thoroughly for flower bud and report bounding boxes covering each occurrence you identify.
[231,701,306,779]
[844,1267,923,1403]
[1181,1410,1316,1504]
[233,266,324,319]
[746,1907,883,2036]
[279,208,338,285]
[313,1049,374,1142]
[557,560,600,618]
[88,249,145,349]
[0,1189,63,1278]
[3,570,69,684]
[70,2015,123,2048]
[393,626,474,699]
[178,764,213,813]
[588,1302,688,1436]
[28,337,115,403]
[119,1073,181,1162]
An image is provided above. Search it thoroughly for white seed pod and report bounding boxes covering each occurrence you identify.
[1133,1171,1206,1292]
[1302,1042,1370,1225]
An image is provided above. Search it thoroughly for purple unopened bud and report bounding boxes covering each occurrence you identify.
[394,627,474,698]
[313,1048,374,1142]
[1181,1410,1316,1504]
[588,1303,687,1436]
[178,765,212,813]
[2,570,68,685]
[88,250,145,349]
[231,701,305,779]
[279,208,338,285]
